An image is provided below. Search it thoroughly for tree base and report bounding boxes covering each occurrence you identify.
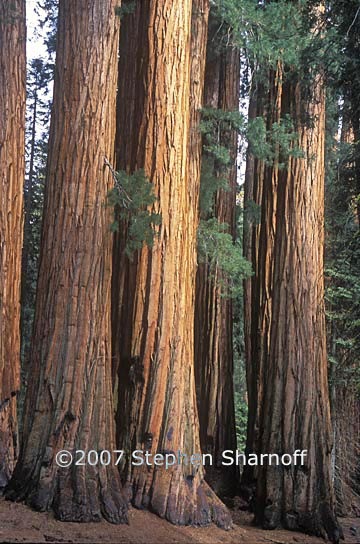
[257,501,344,544]
[204,466,239,499]
[130,468,232,529]
[5,464,128,524]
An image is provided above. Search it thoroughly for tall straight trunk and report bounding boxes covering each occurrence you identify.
[0,0,26,489]
[255,71,341,541]
[111,0,148,412]
[194,34,240,497]
[188,0,210,216]
[113,0,230,527]
[242,64,282,490]
[6,0,127,523]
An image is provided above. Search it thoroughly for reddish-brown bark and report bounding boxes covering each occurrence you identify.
[255,72,341,542]
[111,0,150,436]
[0,0,26,489]
[194,32,240,496]
[242,64,282,490]
[112,0,231,528]
[6,0,126,523]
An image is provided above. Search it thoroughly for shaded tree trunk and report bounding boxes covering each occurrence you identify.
[242,64,282,491]
[6,0,127,523]
[113,0,231,527]
[255,70,341,541]
[0,0,26,489]
[111,0,150,442]
[194,29,240,497]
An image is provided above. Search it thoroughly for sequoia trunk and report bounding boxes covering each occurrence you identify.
[111,0,149,437]
[0,0,26,489]
[242,64,282,490]
[113,0,231,527]
[6,0,127,523]
[255,72,341,541]
[194,32,240,496]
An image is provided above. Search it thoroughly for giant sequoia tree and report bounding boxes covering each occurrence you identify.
[242,62,283,489]
[6,0,127,523]
[0,0,26,489]
[241,3,342,541]
[112,0,230,527]
[255,67,341,542]
[111,0,149,424]
[244,26,342,544]
[194,21,240,496]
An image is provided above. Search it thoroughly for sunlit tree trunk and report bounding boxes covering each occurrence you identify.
[0,0,26,490]
[194,29,240,496]
[113,0,231,527]
[255,71,341,542]
[6,0,127,523]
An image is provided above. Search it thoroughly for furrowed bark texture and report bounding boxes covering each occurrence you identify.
[0,0,26,489]
[6,0,127,523]
[255,73,342,543]
[112,0,149,433]
[194,32,240,497]
[188,0,209,225]
[242,65,282,490]
[113,0,231,528]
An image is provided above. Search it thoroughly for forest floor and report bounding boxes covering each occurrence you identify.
[0,498,359,544]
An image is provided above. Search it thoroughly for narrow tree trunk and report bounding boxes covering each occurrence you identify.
[6,0,127,523]
[0,0,26,490]
[194,33,240,497]
[113,0,231,527]
[255,71,342,542]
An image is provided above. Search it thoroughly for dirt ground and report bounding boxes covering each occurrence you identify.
[0,498,359,544]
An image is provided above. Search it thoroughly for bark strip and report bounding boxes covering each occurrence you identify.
[0,0,26,490]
